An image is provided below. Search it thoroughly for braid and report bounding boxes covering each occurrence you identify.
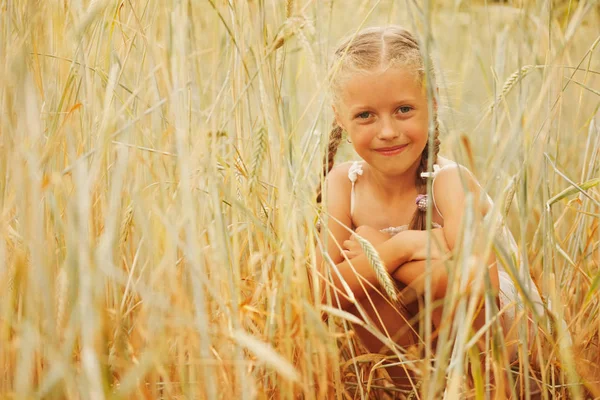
[316,121,344,203]
[408,114,441,231]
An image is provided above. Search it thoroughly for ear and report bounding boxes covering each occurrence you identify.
[332,105,345,131]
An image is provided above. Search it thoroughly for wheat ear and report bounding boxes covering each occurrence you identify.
[353,235,398,304]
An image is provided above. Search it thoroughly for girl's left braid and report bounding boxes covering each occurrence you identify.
[316,121,344,203]
[409,114,441,231]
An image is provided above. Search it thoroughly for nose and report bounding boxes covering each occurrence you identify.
[377,116,399,140]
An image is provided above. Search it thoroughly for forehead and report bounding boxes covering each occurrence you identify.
[337,67,424,108]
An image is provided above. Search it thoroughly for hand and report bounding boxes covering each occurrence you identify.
[407,228,451,261]
[342,226,390,259]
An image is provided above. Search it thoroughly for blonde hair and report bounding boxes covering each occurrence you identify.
[316,26,441,231]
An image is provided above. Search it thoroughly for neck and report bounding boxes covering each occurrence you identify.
[365,159,422,200]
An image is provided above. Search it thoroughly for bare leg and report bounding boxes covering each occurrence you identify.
[348,287,420,389]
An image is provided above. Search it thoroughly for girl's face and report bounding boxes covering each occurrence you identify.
[333,66,432,178]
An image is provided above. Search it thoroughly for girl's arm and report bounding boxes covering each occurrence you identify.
[392,259,449,301]
[343,227,451,300]
[431,164,500,293]
[323,232,417,309]
[390,165,501,342]
[390,165,501,303]
[315,165,419,310]
[395,165,503,346]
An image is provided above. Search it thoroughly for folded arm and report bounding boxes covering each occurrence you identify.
[389,165,501,302]
[318,225,420,310]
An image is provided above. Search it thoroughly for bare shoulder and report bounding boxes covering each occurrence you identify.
[324,161,355,191]
[322,161,356,209]
[320,162,356,245]
[433,157,491,214]
[435,157,478,186]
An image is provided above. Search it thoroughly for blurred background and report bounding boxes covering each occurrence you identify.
[0,0,599,399]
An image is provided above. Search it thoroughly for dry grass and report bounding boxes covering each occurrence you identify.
[0,0,599,399]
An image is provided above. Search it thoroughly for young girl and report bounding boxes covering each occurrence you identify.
[315,26,544,395]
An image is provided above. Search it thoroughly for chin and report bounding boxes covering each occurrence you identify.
[373,161,412,177]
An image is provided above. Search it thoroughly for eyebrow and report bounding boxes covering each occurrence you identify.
[348,99,417,113]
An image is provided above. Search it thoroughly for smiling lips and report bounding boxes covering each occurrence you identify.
[374,144,408,156]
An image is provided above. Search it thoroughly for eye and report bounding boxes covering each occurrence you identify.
[397,106,413,114]
[355,111,372,119]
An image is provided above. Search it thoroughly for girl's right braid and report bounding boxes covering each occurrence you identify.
[316,121,344,203]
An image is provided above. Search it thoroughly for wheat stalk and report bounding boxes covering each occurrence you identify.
[286,0,294,18]
[249,126,267,191]
[1,1,598,398]
[353,235,398,304]
[119,204,134,245]
[492,65,537,109]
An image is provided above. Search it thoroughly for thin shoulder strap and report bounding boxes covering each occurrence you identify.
[431,181,444,220]
[427,164,452,220]
[348,161,363,218]
[428,163,469,220]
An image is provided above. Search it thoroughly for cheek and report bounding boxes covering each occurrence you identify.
[349,128,375,148]
[404,118,429,142]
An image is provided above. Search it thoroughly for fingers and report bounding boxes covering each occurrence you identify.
[355,225,368,235]
[342,249,358,259]
[342,238,361,260]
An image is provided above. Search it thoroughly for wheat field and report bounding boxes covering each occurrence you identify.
[1,0,599,399]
